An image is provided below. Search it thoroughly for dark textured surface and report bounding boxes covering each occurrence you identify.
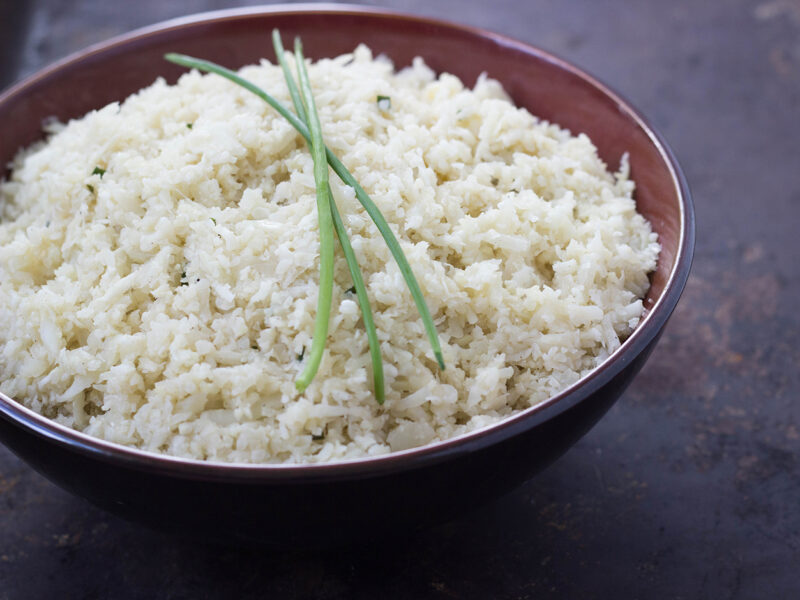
[1,1,798,598]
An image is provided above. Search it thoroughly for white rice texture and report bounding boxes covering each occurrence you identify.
[0,46,659,463]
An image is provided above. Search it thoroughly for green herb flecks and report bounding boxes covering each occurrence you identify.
[377,95,391,111]
[92,166,106,178]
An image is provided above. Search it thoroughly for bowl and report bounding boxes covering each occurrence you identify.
[0,4,694,546]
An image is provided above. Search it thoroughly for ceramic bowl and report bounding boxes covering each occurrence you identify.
[0,5,693,546]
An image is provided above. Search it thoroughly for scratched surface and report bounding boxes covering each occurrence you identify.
[1,0,799,598]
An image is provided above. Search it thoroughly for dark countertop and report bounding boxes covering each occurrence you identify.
[1,1,798,598]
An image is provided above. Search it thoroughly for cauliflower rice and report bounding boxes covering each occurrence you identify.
[0,46,659,463]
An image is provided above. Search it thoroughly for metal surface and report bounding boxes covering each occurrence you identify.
[1,0,798,598]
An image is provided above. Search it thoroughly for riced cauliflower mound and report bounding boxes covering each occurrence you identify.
[0,47,659,463]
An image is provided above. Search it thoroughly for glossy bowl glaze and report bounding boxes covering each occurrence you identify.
[0,5,693,546]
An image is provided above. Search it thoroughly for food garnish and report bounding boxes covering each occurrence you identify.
[376,95,391,111]
[165,32,446,403]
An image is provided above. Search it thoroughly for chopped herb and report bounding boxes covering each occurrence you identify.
[377,95,391,111]
[345,286,356,295]
[186,122,193,129]
[210,217,217,225]
[297,347,305,362]
[86,184,94,193]
[251,344,259,350]
[92,166,106,178]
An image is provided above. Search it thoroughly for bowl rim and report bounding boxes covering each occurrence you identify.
[0,3,694,482]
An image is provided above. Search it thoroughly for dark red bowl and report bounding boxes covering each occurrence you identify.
[0,5,693,546]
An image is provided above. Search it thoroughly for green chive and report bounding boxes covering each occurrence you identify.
[272,31,385,403]
[272,30,307,122]
[329,194,386,403]
[377,95,391,110]
[164,51,445,371]
[291,38,335,393]
[92,166,106,178]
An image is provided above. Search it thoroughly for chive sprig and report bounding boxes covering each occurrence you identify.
[272,32,385,404]
[290,37,336,394]
[164,33,445,402]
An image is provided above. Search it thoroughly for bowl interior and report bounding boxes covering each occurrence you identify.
[0,7,689,471]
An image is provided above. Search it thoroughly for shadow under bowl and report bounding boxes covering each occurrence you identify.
[0,5,694,546]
